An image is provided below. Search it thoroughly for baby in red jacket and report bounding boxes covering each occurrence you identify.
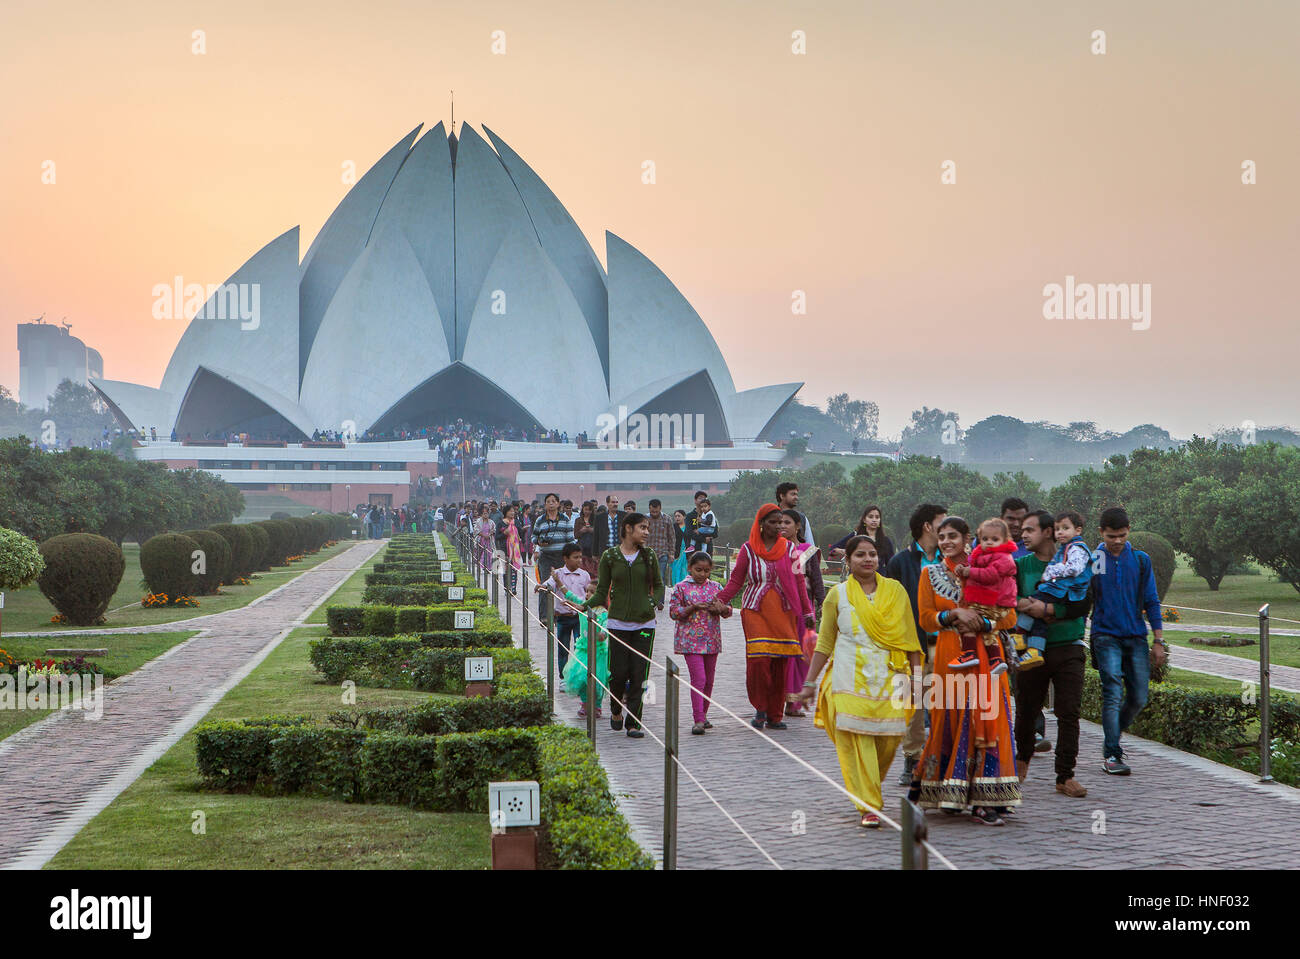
[949,518,1018,676]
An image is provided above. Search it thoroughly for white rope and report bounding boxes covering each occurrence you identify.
[508,559,956,869]
[1162,603,1300,626]
[546,619,783,869]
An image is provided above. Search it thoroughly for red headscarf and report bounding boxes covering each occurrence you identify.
[748,504,803,614]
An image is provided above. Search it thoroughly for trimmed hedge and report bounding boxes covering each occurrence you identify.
[243,522,271,571]
[140,531,203,600]
[362,605,397,637]
[184,529,232,594]
[362,583,477,606]
[309,637,531,689]
[209,523,255,580]
[331,602,500,637]
[194,715,312,790]
[37,533,125,626]
[258,519,296,566]
[1081,670,1300,752]
[338,674,549,734]
[194,717,650,867]
[534,726,655,870]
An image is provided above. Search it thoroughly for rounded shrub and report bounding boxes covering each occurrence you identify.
[815,524,853,549]
[140,532,203,599]
[243,522,271,572]
[287,517,315,555]
[722,518,751,547]
[0,526,45,591]
[210,523,254,580]
[258,520,295,567]
[37,533,125,626]
[270,511,291,520]
[1128,530,1175,601]
[184,529,232,594]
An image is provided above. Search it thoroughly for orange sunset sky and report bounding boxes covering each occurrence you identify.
[1,0,1296,438]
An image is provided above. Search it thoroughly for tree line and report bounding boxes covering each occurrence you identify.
[714,438,1300,595]
[0,437,243,544]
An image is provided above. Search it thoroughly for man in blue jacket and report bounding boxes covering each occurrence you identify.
[1090,507,1167,776]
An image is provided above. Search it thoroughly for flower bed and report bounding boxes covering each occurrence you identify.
[142,593,200,609]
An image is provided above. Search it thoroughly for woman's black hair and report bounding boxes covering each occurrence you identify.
[687,551,713,568]
[937,515,970,538]
[780,508,806,544]
[615,511,654,596]
[855,504,882,536]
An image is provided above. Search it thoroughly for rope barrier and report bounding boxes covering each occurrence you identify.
[1163,603,1300,626]
[543,614,784,869]
[508,557,957,869]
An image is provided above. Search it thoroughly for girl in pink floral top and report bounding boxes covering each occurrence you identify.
[669,552,733,734]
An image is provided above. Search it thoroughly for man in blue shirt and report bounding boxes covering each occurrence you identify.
[1090,507,1167,776]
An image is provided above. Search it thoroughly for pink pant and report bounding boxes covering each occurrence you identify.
[786,651,810,697]
[683,653,718,723]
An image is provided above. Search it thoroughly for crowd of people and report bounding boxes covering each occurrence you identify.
[407,482,1163,832]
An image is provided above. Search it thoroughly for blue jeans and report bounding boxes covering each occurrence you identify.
[658,554,671,587]
[1092,634,1150,760]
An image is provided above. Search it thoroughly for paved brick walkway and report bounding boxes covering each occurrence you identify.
[0,540,383,870]
[501,591,1300,870]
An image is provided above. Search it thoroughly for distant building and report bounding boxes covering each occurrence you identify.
[16,320,103,410]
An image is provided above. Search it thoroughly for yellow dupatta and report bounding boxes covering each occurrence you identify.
[844,574,920,672]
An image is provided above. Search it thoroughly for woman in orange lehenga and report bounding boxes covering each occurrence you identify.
[909,516,1021,825]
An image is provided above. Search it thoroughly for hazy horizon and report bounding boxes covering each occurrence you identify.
[3,0,1295,439]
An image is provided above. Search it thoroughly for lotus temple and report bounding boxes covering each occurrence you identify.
[93,122,797,509]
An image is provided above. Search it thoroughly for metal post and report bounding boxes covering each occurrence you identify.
[664,657,680,870]
[492,554,499,610]
[545,590,556,709]
[505,571,512,626]
[723,547,730,582]
[521,578,530,650]
[901,799,928,869]
[1260,604,1273,783]
[585,608,598,744]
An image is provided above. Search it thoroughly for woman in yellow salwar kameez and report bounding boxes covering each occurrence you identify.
[796,535,921,828]
[909,516,1021,826]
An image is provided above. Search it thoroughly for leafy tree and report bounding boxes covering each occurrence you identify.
[1048,456,1131,523]
[1236,444,1300,595]
[900,407,961,458]
[0,437,241,543]
[826,393,879,440]
[965,416,1035,463]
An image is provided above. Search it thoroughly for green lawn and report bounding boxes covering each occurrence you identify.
[2,541,354,633]
[303,545,384,624]
[1163,563,1300,668]
[0,630,199,742]
[47,627,488,869]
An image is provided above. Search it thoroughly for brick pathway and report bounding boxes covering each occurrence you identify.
[0,540,383,870]
[501,590,1300,870]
